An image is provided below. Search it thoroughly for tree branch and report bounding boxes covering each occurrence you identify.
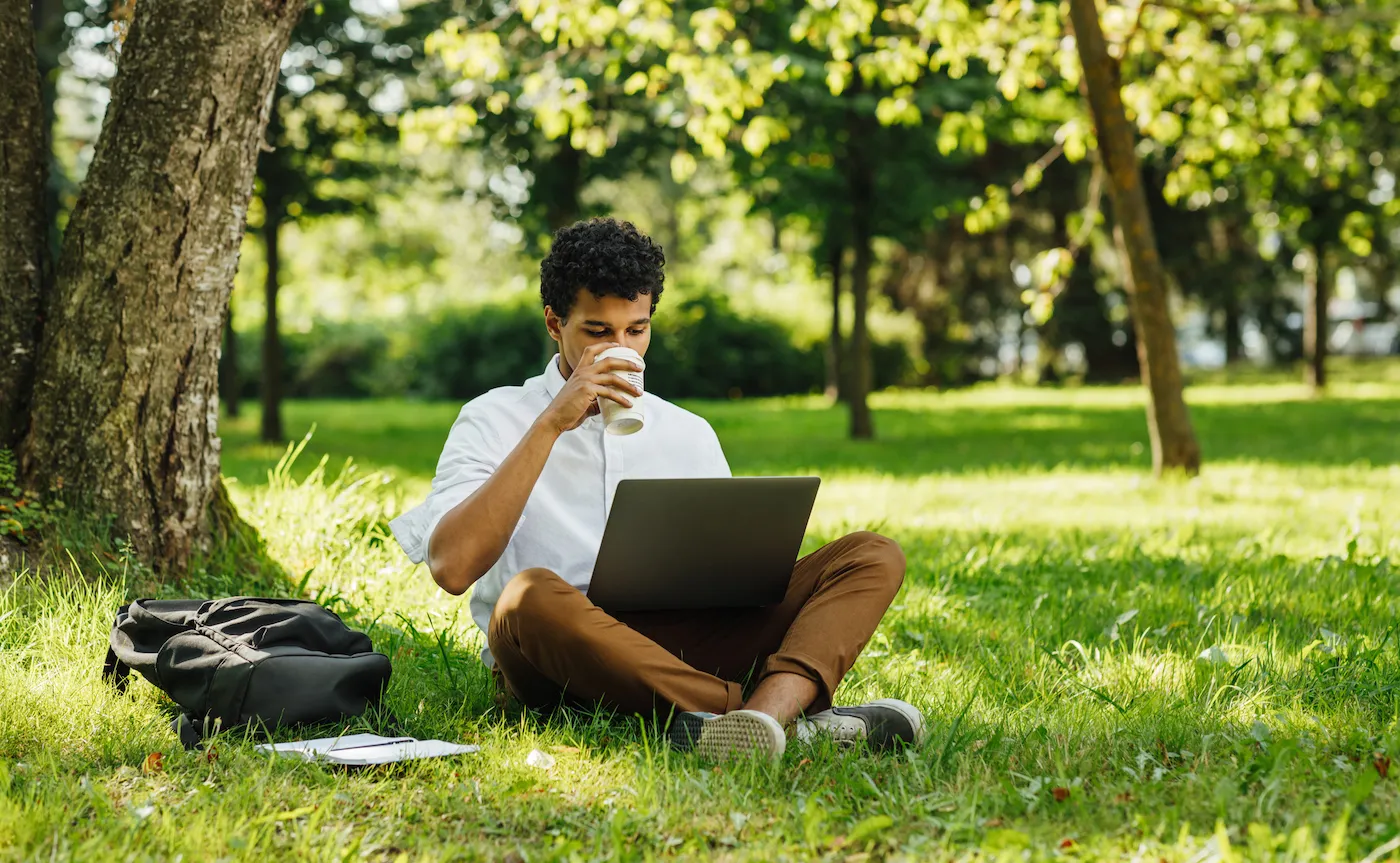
[1010,141,1065,197]
[1048,158,1105,299]
[1113,0,1150,60]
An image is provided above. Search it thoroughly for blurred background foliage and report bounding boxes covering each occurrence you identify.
[33,0,1400,428]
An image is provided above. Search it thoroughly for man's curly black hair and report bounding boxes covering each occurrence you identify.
[540,217,665,320]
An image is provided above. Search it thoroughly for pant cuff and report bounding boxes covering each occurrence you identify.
[724,680,744,713]
[758,653,835,713]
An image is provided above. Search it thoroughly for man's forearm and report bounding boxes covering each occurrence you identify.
[426,419,560,595]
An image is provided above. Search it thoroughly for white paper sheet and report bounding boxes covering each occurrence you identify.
[256,734,479,765]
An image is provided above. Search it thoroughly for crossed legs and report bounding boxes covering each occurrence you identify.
[486,531,906,726]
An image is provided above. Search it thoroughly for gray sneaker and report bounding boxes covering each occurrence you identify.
[795,698,926,749]
[668,709,787,762]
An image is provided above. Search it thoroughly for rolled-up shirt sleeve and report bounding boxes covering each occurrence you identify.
[389,404,504,564]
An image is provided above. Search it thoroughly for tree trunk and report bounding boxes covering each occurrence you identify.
[544,141,582,233]
[19,0,305,574]
[661,157,683,271]
[825,239,846,402]
[1303,244,1329,393]
[849,228,874,439]
[1011,312,1025,376]
[0,2,51,449]
[845,94,875,440]
[1371,256,1398,321]
[220,300,240,418]
[1222,295,1243,365]
[31,0,65,259]
[1208,217,1243,365]
[1069,0,1201,475]
[261,202,285,442]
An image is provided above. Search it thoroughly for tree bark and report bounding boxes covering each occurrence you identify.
[1069,0,1201,475]
[846,141,875,437]
[220,299,240,418]
[0,1,51,449]
[1370,255,1398,322]
[31,0,65,259]
[1222,295,1243,365]
[1208,216,1243,365]
[848,225,874,440]
[261,203,285,442]
[544,140,582,233]
[1303,244,1329,392]
[661,157,683,271]
[19,0,305,574]
[825,239,846,402]
[843,85,875,440]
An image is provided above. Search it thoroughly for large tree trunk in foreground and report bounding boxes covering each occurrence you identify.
[0,2,51,450]
[1303,244,1330,393]
[19,0,304,574]
[1069,0,1201,475]
[826,239,846,402]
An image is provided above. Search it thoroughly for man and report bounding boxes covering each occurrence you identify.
[391,218,922,760]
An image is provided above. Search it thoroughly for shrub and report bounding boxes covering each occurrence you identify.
[228,295,918,401]
[397,302,555,401]
[291,324,392,399]
[646,294,824,399]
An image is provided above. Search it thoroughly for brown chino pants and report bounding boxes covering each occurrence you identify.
[486,531,905,717]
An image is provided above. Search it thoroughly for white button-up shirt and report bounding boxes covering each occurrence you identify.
[389,356,731,664]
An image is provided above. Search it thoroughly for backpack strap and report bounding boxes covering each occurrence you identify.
[173,713,204,751]
[102,645,130,693]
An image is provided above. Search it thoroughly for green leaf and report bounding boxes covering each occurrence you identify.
[983,828,1031,851]
[1348,769,1379,807]
[847,815,894,846]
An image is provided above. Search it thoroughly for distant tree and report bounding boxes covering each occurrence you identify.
[729,17,994,403]
[252,0,446,441]
[415,0,711,252]
[0,0,51,447]
[1110,0,1399,392]
[1067,0,1200,473]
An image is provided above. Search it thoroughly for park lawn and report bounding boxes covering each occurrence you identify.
[3,378,1400,861]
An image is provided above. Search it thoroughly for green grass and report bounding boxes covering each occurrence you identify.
[5,375,1400,861]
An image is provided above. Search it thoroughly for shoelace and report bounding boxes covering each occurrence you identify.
[797,715,866,743]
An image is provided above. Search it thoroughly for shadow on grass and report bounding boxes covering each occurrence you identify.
[220,390,1400,487]
[715,397,1400,478]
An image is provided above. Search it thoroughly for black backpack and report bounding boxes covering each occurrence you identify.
[103,597,393,749]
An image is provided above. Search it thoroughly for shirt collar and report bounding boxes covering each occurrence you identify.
[543,354,567,399]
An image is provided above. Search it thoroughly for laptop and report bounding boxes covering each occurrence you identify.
[586,477,821,613]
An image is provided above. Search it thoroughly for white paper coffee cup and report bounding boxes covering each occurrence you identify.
[595,346,645,435]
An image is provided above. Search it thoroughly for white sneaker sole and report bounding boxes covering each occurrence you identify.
[669,709,787,762]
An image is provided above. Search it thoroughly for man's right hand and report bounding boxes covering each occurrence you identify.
[539,343,644,434]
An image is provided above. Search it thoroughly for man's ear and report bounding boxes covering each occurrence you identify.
[544,306,564,343]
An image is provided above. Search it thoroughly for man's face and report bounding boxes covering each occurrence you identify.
[545,289,653,376]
